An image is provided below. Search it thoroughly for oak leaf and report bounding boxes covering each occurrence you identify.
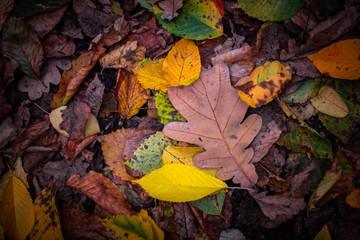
[163,62,262,189]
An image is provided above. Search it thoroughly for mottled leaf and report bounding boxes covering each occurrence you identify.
[154,91,185,125]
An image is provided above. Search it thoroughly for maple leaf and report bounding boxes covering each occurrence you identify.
[163,62,262,189]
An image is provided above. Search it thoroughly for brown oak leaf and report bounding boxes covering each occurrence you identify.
[163,62,262,189]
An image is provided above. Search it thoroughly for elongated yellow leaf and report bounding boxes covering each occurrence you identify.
[133,164,227,202]
[346,189,360,208]
[163,38,201,87]
[138,209,164,240]
[308,39,360,80]
[311,86,349,118]
[162,146,217,177]
[29,189,63,240]
[133,59,169,92]
[0,176,35,240]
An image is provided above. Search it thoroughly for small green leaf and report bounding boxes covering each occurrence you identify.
[282,78,314,104]
[190,192,225,216]
[154,91,186,125]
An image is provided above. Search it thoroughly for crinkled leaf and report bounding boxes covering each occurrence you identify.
[126,132,177,174]
[346,189,360,208]
[314,224,331,240]
[2,17,44,78]
[154,91,186,125]
[234,0,304,21]
[308,39,360,80]
[163,62,262,189]
[238,61,292,108]
[0,176,35,240]
[29,188,64,240]
[190,192,225,216]
[133,164,227,202]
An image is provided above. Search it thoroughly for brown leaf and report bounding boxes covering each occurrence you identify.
[65,135,97,160]
[174,203,197,238]
[116,70,148,119]
[0,58,18,94]
[66,171,136,215]
[26,5,68,38]
[0,0,14,31]
[60,101,91,140]
[163,62,262,188]
[260,145,286,176]
[41,34,76,58]
[158,0,183,21]
[61,17,84,39]
[290,7,319,30]
[84,74,105,116]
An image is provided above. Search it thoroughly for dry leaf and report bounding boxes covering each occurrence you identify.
[0,0,14,31]
[65,135,97,160]
[84,74,105,116]
[158,0,183,20]
[163,62,262,188]
[346,189,360,208]
[66,171,135,215]
[311,86,349,118]
[42,34,76,58]
[174,203,197,238]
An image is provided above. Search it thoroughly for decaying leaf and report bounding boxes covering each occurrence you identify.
[158,0,183,20]
[154,91,185,125]
[101,209,164,240]
[0,176,35,240]
[65,135,97,160]
[66,171,135,215]
[237,61,292,108]
[314,224,331,240]
[134,59,169,92]
[308,39,360,80]
[164,62,262,188]
[133,164,227,202]
[346,189,360,208]
[29,188,64,240]
[116,71,148,119]
[99,41,146,70]
[173,203,197,238]
[41,33,76,58]
[84,74,105,116]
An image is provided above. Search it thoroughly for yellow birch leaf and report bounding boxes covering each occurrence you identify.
[346,189,360,208]
[163,38,201,87]
[314,224,331,240]
[310,86,349,118]
[133,59,170,92]
[162,146,218,177]
[0,176,35,240]
[133,164,227,202]
[308,39,360,80]
[29,188,63,240]
[237,61,291,108]
[116,71,148,119]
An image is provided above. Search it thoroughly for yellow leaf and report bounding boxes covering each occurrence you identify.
[101,209,164,240]
[308,39,360,80]
[163,38,201,87]
[0,176,35,240]
[49,106,100,138]
[346,189,360,208]
[134,59,169,92]
[162,146,218,177]
[310,86,349,118]
[238,61,291,108]
[133,164,227,202]
[314,224,331,240]
[29,189,63,240]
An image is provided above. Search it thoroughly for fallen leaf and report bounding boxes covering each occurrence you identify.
[237,61,292,108]
[126,132,176,174]
[308,39,360,80]
[0,0,14,31]
[314,224,331,240]
[163,38,201,87]
[61,17,84,39]
[66,171,135,215]
[282,78,314,104]
[311,86,349,118]
[346,189,360,208]
[12,0,69,18]
[1,17,44,78]
[99,41,145,70]
[163,62,262,188]
[0,58,19,94]
[133,164,227,202]
[0,176,35,240]
[174,203,197,238]
[158,0,183,20]
[29,188,64,240]
[116,70,148,119]
[154,90,186,125]
[190,192,225,216]
[234,0,304,21]
[84,74,105,116]
[101,209,164,240]
[41,33,76,58]
[65,135,97,160]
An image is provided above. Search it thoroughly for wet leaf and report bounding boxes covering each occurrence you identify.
[126,132,176,174]
[134,59,169,92]
[158,0,183,20]
[308,39,360,80]
[190,192,225,216]
[237,61,292,108]
[163,38,201,87]
[154,91,186,125]
[66,171,135,215]
[29,188,63,240]
[133,164,228,202]
[311,86,349,118]
[164,62,262,188]
[0,176,35,240]
[346,189,360,208]
[116,71,148,119]
[314,224,331,240]
[234,0,304,21]
[2,17,44,78]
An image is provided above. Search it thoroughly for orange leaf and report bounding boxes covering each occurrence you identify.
[346,189,360,208]
[51,30,122,107]
[66,171,135,215]
[308,39,360,80]
[116,70,148,119]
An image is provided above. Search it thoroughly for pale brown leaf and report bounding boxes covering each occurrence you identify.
[158,0,183,21]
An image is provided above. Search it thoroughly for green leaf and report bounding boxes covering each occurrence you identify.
[154,91,186,125]
[282,78,314,104]
[314,224,331,240]
[126,132,177,174]
[277,127,333,160]
[234,0,304,21]
[153,0,223,40]
[13,0,70,18]
[190,192,225,216]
